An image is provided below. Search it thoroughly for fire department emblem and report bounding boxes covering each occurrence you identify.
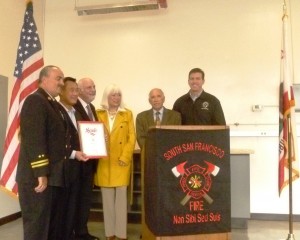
[172,161,220,206]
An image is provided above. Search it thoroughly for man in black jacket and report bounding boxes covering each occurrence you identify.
[58,77,90,240]
[16,65,68,240]
[73,77,99,240]
[173,68,226,125]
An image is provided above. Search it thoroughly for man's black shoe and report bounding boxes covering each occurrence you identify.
[86,233,100,240]
[75,233,100,240]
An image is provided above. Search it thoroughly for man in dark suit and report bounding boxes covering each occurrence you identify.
[135,88,181,239]
[58,77,91,240]
[136,88,182,149]
[73,77,99,240]
[16,65,69,240]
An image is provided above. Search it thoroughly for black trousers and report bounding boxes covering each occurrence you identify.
[18,182,52,240]
[74,163,95,236]
[48,186,65,240]
[61,177,81,240]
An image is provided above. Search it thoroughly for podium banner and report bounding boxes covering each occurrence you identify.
[144,127,230,236]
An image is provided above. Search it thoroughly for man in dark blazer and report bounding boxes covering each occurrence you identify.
[73,77,99,240]
[16,65,69,240]
[136,88,182,149]
[58,77,90,240]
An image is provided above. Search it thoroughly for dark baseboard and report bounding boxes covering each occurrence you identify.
[2,212,299,226]
[89,210,141,224]
[89,210,103,222]
[0,212,21,226]
[251,213,300,222]
[90,212,300,224]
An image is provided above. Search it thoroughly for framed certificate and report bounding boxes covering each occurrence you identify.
[77,121,107,158]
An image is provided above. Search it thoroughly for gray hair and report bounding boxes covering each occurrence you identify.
[38,65,59,83]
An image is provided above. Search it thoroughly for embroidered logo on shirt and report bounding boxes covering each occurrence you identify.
[201,102,209,110]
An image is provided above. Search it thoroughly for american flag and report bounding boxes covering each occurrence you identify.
[278,4,299,196]
[0,1,44,194]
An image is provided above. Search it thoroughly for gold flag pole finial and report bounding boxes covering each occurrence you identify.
[282,0,288,20]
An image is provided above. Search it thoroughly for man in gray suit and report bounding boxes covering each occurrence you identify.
[136,88,181,149]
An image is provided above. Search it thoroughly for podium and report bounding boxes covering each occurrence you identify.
[143,126,231,240]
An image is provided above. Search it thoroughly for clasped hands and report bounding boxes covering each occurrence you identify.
[118,160,128,167]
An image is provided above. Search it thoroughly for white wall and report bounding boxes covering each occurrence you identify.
[1,0,300,218]
[43,0,300,215]
[43,0,299,124]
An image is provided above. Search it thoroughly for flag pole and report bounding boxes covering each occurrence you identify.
[280,1,298,239]
[286,114,295,240]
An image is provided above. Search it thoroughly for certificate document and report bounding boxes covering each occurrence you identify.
[77,121,107,158]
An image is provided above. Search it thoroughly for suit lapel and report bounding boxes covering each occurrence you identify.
[147,108,169,125]
[74,100,98,122]
[146,109,155,126]
[97,110,128,134]
[37,88,66,124]
[74,100,90,121]
[161,108,168,125]
[97,110,110,133]
[90,103,98,121]
[111,111,126,133]
[68,111,78,132]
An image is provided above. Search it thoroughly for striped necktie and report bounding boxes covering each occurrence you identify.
[86,104,94,120]
[155,111,161,126]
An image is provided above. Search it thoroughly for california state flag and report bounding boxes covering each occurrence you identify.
[278,8,299,196]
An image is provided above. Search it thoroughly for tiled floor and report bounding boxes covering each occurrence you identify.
[0,218,300,239]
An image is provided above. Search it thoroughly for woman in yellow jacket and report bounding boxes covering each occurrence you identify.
[94,84,136,240]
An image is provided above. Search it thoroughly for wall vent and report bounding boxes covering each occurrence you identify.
[75,0,167,16]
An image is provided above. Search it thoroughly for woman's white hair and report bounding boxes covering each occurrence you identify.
[100,83,126,110]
